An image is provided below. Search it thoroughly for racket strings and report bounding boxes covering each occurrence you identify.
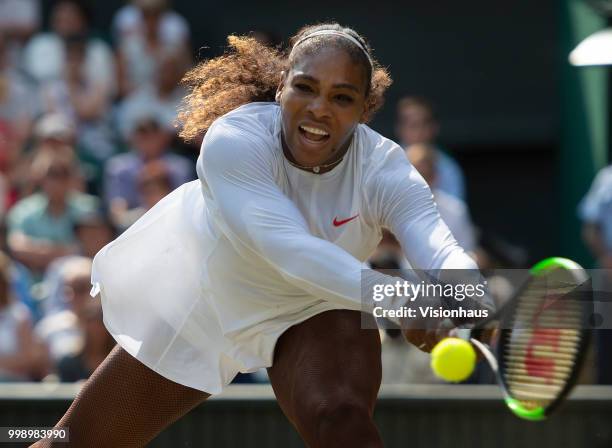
[502,277,586,410]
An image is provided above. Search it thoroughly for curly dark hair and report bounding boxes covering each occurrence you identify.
[178,23,392,142]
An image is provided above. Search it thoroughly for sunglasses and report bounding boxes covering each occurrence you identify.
[134,122,161,134]
[46,168,72,178]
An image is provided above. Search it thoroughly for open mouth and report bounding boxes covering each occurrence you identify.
[299,125,330,144]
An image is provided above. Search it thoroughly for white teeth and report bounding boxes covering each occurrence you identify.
[300,125,329,136]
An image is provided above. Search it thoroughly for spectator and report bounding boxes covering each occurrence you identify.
[115,0,190,97]
[57,299,114,382]
[6,151,99,275]
[104,112,194,227]
[396,96,466,200]
[10,113,84,199]
[116,46,189,140]
[114,160,173,230]
[34,256,92,362]
[22,0,115,92]
[407,143,476,255]
[578,164,612,384]
[0,251,49,381]
[41,34,117,183]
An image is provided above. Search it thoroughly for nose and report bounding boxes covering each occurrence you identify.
[306,95,332,121]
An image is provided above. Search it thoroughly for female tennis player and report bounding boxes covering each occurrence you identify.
[33,23,481,447]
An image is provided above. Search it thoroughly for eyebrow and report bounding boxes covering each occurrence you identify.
[293,74,361,93]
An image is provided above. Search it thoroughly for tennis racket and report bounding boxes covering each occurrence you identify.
[447,257,592,421]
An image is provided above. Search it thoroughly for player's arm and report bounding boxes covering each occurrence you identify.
[372,147,478,272]
[200,121,398,312]
[369,146,492,350]
[373,152,494,309]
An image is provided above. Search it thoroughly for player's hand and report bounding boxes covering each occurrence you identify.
[403,323,496,354]
[402,318,453,353]
[398,296,457,353]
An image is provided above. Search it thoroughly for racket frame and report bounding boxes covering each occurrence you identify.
[469,257,592,421]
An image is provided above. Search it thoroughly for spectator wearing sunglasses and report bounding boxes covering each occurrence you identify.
[6,151,99,276]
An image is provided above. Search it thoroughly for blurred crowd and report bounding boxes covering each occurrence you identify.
[0,0,196,383]
[0,0,610,386]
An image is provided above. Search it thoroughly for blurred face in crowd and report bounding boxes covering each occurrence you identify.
[37,138,76,154]
[407,143,437,187]
[75,221,114,258]
[64,274,92,318]
[51,1,87,37]
[41,163,74,203]
[397,103,438,146]
[130,120,171,160]
[277,46,369,168]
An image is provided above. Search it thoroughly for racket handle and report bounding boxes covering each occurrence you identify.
[470,337,499,371]
[453,328,472,340]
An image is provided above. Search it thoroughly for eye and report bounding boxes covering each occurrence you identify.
[295,83,313,93]
[335,94,355,104]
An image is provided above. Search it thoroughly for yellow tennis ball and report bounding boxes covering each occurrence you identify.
[430,337,476,382]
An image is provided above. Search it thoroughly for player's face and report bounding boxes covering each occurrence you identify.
[278,47,368,167]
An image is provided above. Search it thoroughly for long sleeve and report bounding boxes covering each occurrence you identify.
[368,144,495,314]
[369,147,495,318]
[199,119,389,311]
[371,146,478,272]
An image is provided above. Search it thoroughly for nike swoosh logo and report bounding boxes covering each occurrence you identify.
[333,214,359,227]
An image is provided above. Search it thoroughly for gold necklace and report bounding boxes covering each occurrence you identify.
[285,156,344,174]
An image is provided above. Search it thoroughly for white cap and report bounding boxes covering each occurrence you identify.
[34,113,76,141]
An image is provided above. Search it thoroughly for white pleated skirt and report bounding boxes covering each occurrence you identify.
[91,181,339,394]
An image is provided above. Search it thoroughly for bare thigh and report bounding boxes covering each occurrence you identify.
[268,310,382,447]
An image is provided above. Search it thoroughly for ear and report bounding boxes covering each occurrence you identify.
[359,100,371,123]
[275,71,287,102]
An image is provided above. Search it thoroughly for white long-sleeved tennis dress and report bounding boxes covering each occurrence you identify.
[91,102,477,394]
